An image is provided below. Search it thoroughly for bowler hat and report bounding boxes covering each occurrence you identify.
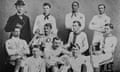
[15,0,25,6]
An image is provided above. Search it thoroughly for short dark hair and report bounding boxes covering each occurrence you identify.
[105,23,114,29]
[43,2,51,8]
[52,37,60,43]
[32,45,40,48]
[12,26,21,34]
[72,1,79,7]
[98,4,106,9]
[73,20,81,27]
[44,23,52,29]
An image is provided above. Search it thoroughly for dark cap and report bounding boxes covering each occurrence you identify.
[15,0,25,6]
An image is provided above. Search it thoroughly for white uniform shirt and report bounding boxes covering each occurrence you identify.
[45,47,62,65]
[33,14,57,34]
[89,14,110,45]
[22,56,45,72]
[104,35,117,54]
[32,34,56,48]
[44,46,70,65]
[68,32,89,54]
[6,37,30,57]
[69,55,84,72]
[65,12,85,30]
[92,35,117,68]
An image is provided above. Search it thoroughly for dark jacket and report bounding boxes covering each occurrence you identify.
[4,13,32,43]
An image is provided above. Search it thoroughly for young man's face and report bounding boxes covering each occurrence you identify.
[44,25,51,35]
[13,28,21,37]
[72,2,79,12]
[105,26,112,34]
[32,49,41,58]
[98,5,105,15]
[43,5,50,15]
[72,22,80,33]
[16,5,24,14]
[52,39,61,49]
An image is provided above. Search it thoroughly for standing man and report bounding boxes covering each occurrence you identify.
[4,0,32,43]
[89,4,111,50]
[6,27,30,72]
[65,1,85,33]
[33,2,57,35]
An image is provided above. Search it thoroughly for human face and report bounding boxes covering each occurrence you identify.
[32,49,40,58]
[44,26,51,35]
[43,5,50,15]
[52,39,61,49]
[13,28,21,37]
[16,5,24,15]
[105,26,111,34]
[98,5,105,15]
[72,22,80,33]
[72,2,79,12]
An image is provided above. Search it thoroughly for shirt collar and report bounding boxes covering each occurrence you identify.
[43,13,51,20]
[74,30,81,35]
[12,36,20,40]
[16,13,24,20]
[71,11,79,17]
[98,13,106,17]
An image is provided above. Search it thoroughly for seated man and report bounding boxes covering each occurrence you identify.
[30,23,56,51]
[59,55,71,72]
[92,23,117,72]
[21,48,45,72]
[65,20,93,72]
[69,47,86,72]
[5,26,30,72]
[44,37,71,72]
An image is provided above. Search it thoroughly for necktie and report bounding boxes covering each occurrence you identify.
[71,11,77,18]
[73,32,77,44]
[43,13,50,20]
[17,14,25,28]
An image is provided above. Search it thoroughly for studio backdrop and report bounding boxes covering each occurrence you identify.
[0,0,120,71]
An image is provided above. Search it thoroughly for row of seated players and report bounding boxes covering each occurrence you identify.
[5,21,117,72]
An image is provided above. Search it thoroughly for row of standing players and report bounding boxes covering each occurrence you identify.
[4,0,118,72]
